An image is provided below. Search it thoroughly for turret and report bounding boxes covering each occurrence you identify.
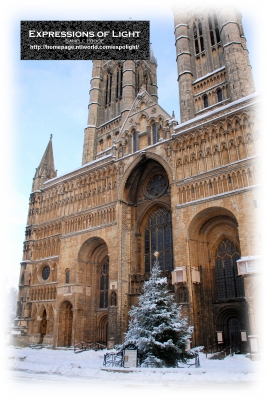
[218,5,255,101]
[32,135,57,192]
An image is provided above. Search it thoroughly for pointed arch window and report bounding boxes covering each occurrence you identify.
[193,23,199,54]
[193,21,204,55]
[203,95,208,108]
[215,238,244,300]
[133,131,138,152]
[198,21,204,52]
[100,259,109,308]
[217,89,223,102]
[144,208,173,273]
[208,14,221,46]
[116,64,123,100]
[105,72,113,106]
[208,16,215,46]
[214,14,221,43]
[152,123,157,144]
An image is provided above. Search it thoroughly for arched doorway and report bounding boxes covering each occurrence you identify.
[77,237,110,343]
[97,315,108,344]
[228,316,241,352]
[58,301,73,347]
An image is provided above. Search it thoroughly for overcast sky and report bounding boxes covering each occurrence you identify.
[1,0,263,289]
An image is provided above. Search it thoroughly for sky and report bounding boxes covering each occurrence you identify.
[1,0,264,290]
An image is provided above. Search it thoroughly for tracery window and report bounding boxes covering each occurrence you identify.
[100,259,109,308]
[144,208,173,273]
[215,238,244,300]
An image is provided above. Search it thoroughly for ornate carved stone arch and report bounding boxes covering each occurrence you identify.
[214,304,248,329]
[118,152,173,201]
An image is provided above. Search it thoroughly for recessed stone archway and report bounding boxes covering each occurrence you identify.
[78,236,108,264]
[185,206,247,349]
[58,300,73,347]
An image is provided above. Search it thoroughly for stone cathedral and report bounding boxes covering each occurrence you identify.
[14,5,260,352]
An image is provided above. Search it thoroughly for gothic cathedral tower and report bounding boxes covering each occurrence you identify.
[173,4,255,122]
[82,48,158,164]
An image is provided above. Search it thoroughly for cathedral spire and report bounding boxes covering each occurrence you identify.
[32,135,57,191]
[149,43,157,65]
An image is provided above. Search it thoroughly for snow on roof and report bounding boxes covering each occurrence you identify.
[43,155,112,187]
[173,92,260,133]
[192,66,225,84]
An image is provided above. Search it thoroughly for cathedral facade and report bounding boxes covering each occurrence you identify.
[14,4,260,352]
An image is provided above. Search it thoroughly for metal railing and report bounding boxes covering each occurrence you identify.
[103,350,124,367]
[74,341,106,353]
[203,342,243,359]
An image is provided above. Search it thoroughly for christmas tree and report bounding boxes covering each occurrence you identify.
[124,252,192,367]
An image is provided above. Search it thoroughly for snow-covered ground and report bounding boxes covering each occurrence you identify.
[2,346,265,400]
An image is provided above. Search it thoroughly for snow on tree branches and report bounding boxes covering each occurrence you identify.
[124,259,193,367]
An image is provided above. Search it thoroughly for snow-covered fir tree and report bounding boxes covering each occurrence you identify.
[124,254,192,367]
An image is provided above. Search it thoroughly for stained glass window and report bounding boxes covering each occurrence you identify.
[100,259,109,308]
[215,238,244,300]
[144,208,173,273]
[146,174,168,197]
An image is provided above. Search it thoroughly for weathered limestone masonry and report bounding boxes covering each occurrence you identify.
[14,4,260,352]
